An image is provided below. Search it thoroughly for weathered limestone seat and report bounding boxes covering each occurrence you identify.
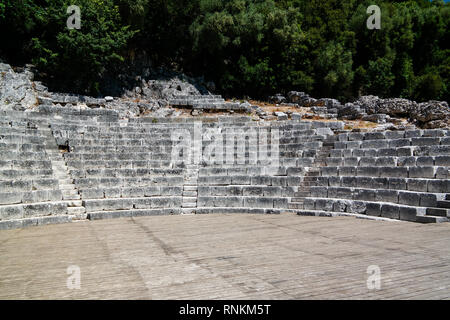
[169,94,246,112]
[48,117,340,218]
[50,121,185,219]
[296,129,450,223]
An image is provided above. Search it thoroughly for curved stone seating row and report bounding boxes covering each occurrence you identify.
[0,190,63,205]
[0,127,43,135]
[0,151,50,161]
[0,134,46,144]
[198,175,301,186]
[36,104,119,121]
[83,197,182,213]
[0,202,71,229]
[302,198,448,223]
[61,136,323,147]
[64,152,173,161]
[193,123,321,210]
[334,137,450,149]
[87,208,181,220]
[51,116,334,217]
[305,186,447,207]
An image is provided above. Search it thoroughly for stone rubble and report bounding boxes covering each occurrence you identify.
[268,91,448,128]
[0,62,448,127]
[0,63,38,111]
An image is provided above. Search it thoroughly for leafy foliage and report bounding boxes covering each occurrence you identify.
[0,0,135,95]
[0,0,448,101]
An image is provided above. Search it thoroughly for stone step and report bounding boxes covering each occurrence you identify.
[182,203,197,208]
[182,191,197,197]
[296,210,336,217]
[0,215,72,230]
[70,213,88,220]
[54,174,69,179]
[67,206,86,215]
[66,200,83,207]
[416,215,449,223]
[293,191,310,197]
[303,177,319,182]
[181,208,196,214]
[63,192,81,200]
[63,188,79,194]
[437,200,450,209]
[182,197,197,203]
[296,210,401,222]
[52,164,67,169]
[63,195,81,200]
[59,184,77,190]
[52,165,67,170]
[184,186,198,191]
[52,161,66,166]
[288,203,303,209]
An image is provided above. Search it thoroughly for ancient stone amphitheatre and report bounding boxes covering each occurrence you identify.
[0,63,449,299]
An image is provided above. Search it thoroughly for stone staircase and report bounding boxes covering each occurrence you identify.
[419,194,450,223]
[182,165,199,214]
[295,129,450,223]
[40,125,86,219]
[169,95,247,112]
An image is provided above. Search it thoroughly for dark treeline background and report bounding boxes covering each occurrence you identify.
[0,0,448,102]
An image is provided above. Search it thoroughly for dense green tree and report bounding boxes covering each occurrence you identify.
[0,0,448,101]
[0,0,135,95]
